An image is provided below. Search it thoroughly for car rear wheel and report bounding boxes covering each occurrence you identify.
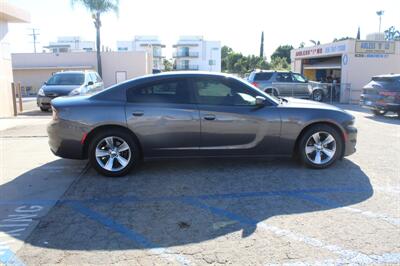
[372,109,387,116]
[89,130,140,177]
[312,90,323,102]
[298,124,343,169]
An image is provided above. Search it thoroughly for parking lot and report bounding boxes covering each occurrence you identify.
[0,104,399,265]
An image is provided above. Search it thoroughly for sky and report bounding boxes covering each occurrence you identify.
[6,0,400,60]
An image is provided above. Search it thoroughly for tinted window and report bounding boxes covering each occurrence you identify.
[46,73,85,85]
[127,79,190,103]
[193,78,258,106]
[276,73,292,82]
[254,72,273,81]
[371,76,400,91]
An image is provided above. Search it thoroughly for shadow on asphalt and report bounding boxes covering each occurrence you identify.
[1,157,373,251]
[18,109,52,117]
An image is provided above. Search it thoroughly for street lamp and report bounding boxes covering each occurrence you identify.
[376,10,384,33]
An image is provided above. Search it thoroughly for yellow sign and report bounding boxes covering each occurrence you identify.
[355,41,395,54]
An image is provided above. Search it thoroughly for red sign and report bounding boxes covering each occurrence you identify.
[295,48,323,57]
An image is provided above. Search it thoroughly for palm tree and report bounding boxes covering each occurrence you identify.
[71,0,119,77]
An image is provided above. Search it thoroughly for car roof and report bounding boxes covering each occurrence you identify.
[53,71,93,75]
[372,73,400,79]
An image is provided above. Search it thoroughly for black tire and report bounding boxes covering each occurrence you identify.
[298,124,343,169]
[88,129,140,177]
[40,107,49,112]
[312,90,323,102]
[372,109,387,116]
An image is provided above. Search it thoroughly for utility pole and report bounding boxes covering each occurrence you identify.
[260,31,264,58]
[376,10,384,33]
[28,28,40,53]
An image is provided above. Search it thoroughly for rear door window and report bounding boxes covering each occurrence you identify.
[127,79,191,104]
[254,72,273,81]
[371,77,400,91]
[276,73,292,82]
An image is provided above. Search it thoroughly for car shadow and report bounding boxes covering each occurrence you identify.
[1,157,373,253]
[336,104,400,125]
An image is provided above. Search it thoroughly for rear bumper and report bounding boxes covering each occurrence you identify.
[343,125,357,157]
[360,98,400,112]
[47,119,86,159]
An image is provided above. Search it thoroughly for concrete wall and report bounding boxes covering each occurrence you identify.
[12,51,151,91]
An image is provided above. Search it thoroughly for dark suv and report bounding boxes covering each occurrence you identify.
[360,74,400,117]
[247,70,328,101]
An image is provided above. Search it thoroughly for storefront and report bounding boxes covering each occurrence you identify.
[291,39,400,103]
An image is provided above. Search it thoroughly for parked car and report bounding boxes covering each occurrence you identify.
[247,70,328,102]
[48,72,357,177]
[37,70,104,111]
[360,74,400,117]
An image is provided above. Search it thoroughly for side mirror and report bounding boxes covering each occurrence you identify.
[255,96,266,106]
[87,81,94,86]
[43,81,47,85]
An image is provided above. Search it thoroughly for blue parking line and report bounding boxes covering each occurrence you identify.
[0,249,26,266]
[66,201,158,249]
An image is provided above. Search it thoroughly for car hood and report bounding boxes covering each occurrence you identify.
[43,85,82,96]
[281,97,344,111]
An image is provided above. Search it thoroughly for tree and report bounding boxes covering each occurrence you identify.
[221,45,269,75]
[270,57,290,71]
[333,37,354,42]
[71,0,119,77]
[299,42,305,48]
[163,59,173,71]
[384,26,400,41]
[356,26,361,40]
[260,31,264,57]
[309,40,320,46]
[271,45,293,64]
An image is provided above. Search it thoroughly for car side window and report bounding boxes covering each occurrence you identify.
[276,73,292,82]
[89,73,97,83]
[193,78,258,106]
[95,73,103,82]
[127,79,190,104]
[292,73,307,83]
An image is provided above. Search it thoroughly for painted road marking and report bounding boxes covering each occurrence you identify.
[182,197,397,264]
[267,252,400,265]
[212,220,238,230]
[67,202,192,266]
[292,193,400,226]
[0,249,26,266]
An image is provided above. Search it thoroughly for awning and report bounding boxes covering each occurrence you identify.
[303,63,341,70]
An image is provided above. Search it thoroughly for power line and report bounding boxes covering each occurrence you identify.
[28,28,40,53]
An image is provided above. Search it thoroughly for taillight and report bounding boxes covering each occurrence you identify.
[252,82,259,88]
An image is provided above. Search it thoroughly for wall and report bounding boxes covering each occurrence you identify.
[12,51,151,90]
[0,20,14,116]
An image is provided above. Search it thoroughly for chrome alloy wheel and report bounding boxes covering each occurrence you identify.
[95,136,132,172]
[305,131,336,165]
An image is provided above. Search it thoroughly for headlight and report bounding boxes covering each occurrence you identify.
[38,88,45,96]
[69,88,81,96]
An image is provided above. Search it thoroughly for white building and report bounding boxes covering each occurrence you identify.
[173,36,221,72]
[117,36,165,70]
[291,35,400,103]
[44,36,95,53]
[0,1,30,117]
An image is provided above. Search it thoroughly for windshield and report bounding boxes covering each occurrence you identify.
[46,73,85,85]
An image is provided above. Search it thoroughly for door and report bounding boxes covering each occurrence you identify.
[275,72,293,97]
[125,78,200,157]
[191,77,281,156]
[291,73,310,98]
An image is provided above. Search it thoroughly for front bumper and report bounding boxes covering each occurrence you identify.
[343,125,357,157]
[37,95,56,108]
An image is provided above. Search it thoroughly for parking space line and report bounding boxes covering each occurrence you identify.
[291,193,400,226]
[66,202,191,266]
[0,248,26,266]
[182,197,385,264]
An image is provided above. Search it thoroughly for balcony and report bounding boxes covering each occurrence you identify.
[175,64,199,70]
[173,51,199,58]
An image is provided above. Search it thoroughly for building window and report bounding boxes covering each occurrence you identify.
[208,59,216,66]
[118,47,128,51]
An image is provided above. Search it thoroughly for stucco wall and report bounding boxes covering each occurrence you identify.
[12,51,151,91]
[0,20,14,116]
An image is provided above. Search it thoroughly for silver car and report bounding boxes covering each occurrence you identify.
[37,71,104,111]
[48,72,357,177]
[247,70,328,102]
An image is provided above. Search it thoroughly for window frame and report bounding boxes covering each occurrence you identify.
[126,78,194,104]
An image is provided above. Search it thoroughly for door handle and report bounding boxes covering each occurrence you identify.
[203,114,216,120]
[132,111,144,117]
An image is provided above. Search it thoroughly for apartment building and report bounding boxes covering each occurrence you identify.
[44,36,95,53]
[117,36,165,70]
[173,36,221,72]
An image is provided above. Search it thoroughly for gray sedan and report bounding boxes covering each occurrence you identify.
[48,72,357,177]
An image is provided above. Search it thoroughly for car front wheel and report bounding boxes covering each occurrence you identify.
[298,124,343,169]
[89,130,140,177]
[312,90,323,102]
